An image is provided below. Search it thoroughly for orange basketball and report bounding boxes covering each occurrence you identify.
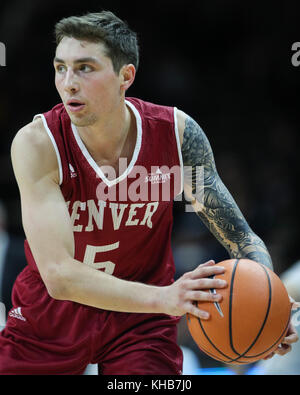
[186,259,291,364]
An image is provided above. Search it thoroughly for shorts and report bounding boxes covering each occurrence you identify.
[0,266,183,375]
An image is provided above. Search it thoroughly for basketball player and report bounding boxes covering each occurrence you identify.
[0,11,298,375]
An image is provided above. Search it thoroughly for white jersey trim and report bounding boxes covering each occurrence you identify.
[173,107,184,196]
[33,114,63,185]
[71,99,143,187]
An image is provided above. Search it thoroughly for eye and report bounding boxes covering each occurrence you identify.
[56,64,67,73]
[79,64,94,73]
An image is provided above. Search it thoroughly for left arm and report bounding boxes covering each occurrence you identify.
[177,109,299,357]
[177,109,273,270]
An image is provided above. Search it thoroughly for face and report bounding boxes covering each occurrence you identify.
[54,37,133,127]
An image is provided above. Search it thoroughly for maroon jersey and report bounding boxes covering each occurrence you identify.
[0,98,184,375]
[24,97,183,286]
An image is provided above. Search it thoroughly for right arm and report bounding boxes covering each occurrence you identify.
[11,119,226,319]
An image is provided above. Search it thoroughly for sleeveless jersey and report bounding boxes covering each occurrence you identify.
[24,97,183,287]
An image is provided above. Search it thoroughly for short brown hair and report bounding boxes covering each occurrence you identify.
[54,11,139,73]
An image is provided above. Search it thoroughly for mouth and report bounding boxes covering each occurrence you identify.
[66,99,86,113]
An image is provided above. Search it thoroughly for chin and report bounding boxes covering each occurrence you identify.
[70,113,98,127]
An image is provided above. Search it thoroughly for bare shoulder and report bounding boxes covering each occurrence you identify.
[12,117,50,154]
[11,117,59,185]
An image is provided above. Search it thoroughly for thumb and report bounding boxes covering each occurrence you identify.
[289,296,300,311]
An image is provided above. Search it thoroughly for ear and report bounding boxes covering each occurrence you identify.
[119,64,136,93]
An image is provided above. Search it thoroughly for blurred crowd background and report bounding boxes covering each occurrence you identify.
[0,0,299,374]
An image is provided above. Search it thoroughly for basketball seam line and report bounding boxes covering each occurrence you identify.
[229,262,273,361]
[195,260,289,364]
[241,319,290,359]
[197,315,233,362]
[195,259,240,363]
[229,259,239,357]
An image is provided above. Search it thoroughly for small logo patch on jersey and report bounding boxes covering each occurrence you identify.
[9,307,26,322]
[69,164,78,178]
[145,168,171,184]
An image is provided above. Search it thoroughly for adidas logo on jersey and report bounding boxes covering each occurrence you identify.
[145,168,171,184]
[69,164,78,178]
[9,307,26,322]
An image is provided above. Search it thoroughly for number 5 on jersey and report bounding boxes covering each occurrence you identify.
[83,242,119,275]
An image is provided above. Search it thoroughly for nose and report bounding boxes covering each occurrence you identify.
[64,69,80,94]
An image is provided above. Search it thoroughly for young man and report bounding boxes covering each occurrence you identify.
[0,11,297,375]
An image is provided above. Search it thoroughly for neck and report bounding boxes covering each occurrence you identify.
[76,99,132,163]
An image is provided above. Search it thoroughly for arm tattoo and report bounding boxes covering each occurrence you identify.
[181,116,273,270]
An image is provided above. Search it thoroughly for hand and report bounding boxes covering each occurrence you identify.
[161,260,227,319]
[263,296,300,360]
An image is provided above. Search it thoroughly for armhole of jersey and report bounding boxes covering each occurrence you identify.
[173,107,184,196]
[33,114,63,186]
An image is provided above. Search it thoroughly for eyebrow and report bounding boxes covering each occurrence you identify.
[54,57,101,65]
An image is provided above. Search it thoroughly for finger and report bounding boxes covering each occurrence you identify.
[282,322,299,344]
[190,265,225,280]
[282,332,299,345]
[187,277,227,290]
[198,260,215,268]
[274,344,291,356]
[263,352,275,360]
[289,296,300,310]
[188,303,210,320]
[187,290,223,303]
